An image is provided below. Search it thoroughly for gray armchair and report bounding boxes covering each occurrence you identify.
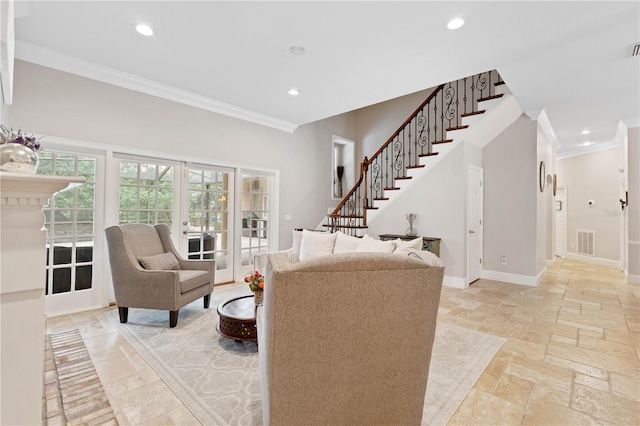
[105,224,215,328]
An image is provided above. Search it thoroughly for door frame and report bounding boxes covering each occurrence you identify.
[555,185,568,258]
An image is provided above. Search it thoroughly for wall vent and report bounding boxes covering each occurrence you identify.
[576,229,595,256]
[631,43,640,57]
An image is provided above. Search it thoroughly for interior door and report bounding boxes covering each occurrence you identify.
[555,186,567,257]
[467,165,483,284]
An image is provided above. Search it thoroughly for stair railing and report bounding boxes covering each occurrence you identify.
[328,70,502,235]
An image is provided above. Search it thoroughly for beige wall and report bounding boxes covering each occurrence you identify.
[6,60,357,250]
[537,123,556,270]
[483,115,538,276]
[556,146,622,263]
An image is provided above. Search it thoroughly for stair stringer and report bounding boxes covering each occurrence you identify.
[366,92,524,224]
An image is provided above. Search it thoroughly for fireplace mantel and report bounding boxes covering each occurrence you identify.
[0,171,85,425]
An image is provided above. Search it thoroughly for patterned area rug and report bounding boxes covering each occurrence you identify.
[105,285,505,426]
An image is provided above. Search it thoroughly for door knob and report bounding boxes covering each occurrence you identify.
[469,230,475,234]
[183,230,188,235]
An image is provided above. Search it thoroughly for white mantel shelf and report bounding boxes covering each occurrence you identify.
[0,171,85,425]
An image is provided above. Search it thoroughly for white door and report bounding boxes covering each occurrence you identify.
[555,185,567,257]
[467,165,483,284]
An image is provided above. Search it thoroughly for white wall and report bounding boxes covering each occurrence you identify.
[7,60,357,250]
[483,115,538,277]
[556,146,622,265]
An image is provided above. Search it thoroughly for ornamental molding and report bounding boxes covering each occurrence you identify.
[15,41,300,133]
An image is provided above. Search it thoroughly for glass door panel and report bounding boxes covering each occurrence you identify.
[185,167,233,283]
[240,174,270,272]
[39,152,99,316]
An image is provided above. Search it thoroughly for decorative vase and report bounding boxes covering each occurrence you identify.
[405,226,418,237]
[254,290,264,306]
[0,143,39,173]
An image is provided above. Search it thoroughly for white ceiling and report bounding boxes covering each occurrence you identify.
[12,1,640,155]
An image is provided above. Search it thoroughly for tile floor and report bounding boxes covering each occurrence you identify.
[45,258,639,425]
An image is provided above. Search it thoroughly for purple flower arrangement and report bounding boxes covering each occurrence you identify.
[0,125,42,152]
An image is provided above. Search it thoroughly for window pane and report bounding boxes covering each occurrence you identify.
[75,265,93,290]
[52,268,72,294]
[76,185,95,209]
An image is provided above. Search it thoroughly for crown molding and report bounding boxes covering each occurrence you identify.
[15,41,299,133]
[614,120,628,144]
[536,109,561,151]
[556,140,620,160]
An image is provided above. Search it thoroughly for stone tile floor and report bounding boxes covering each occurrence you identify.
[44,258,639,425]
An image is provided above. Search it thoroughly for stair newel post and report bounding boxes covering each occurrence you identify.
[362,157,369,227]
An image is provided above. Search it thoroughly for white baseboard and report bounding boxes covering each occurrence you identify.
[443,275,467,289]
[565,253,621,269]
[546,258,555,268]
[628,274,640,285]
[480,269,541,287]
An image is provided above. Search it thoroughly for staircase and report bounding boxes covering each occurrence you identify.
[325,69,519,235]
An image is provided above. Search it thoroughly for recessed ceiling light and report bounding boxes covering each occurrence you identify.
[288,45,306,56]
[581,129,590,135]
[136,24,154,36]
[447,18,465,30]
[288,88,300,96]
[583,141,593,146]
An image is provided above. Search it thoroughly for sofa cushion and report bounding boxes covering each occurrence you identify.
[178,270,211,293]
[299,229,337,261]
[355,234,395,253]
[138,252,180,270]
[333,231,361,254]
[393,237,423,255]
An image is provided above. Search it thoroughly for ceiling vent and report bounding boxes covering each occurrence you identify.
[631,43,640,57]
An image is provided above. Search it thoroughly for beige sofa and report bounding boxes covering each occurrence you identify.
[257,251,444,426]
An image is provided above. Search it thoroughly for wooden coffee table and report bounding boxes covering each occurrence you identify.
[216,295,257,342]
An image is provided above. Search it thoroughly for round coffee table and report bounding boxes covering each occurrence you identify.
[216,295,257,342]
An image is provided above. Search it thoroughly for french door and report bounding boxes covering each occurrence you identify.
[115,155,235,283]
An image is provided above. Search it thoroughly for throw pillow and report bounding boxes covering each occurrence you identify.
[299,229,337,261]
[355,234,395,253]
[393,237,423,255]
[138,252,181,270]
[292,229,303,259]
[333,231,361,253]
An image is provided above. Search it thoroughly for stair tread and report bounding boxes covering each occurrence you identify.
[494,81,505,86]
[383,187,400,191]
[373,197,390,201]
[418,152,439,157]
[406,164,426,169]
[395,176,412,180]
[323,224,368,229]
[432,139,453,145]
[446,125,469,131]
[461,110,486,117]
[478,94,504,102]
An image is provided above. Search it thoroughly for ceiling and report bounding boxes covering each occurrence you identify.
[12,1,640,156]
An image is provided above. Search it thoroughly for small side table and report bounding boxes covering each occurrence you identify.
[217,295,257,342]
[378,234,441,257]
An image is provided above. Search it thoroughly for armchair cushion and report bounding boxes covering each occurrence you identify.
[138,252,181,270]
[178,270,212,293]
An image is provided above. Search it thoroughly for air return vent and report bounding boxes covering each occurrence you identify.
[576,230,595,256]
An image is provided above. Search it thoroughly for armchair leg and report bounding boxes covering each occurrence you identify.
[204,294,211,309]
[118,307,129,323]
[170,310,179,328]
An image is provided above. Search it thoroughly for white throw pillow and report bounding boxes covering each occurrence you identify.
[393,237,423,255]
[291,229,303,259]
[355,234,395,253]
[299,230,337,261]
[138,252,180,270]
[333,231,361,253]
